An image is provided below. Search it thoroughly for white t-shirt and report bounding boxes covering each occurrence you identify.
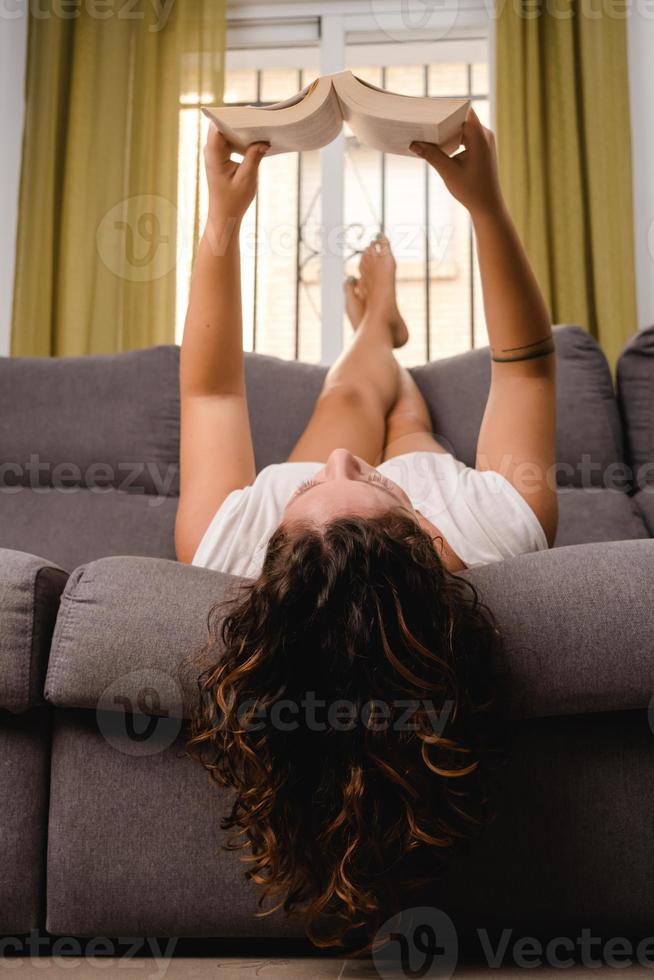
[191,451,548,578]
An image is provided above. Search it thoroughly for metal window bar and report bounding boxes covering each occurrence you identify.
[467,64,475,349]
[380,66,387,234]
[294,69,303,359]
[424,64,431,362]
[252,69,263,350]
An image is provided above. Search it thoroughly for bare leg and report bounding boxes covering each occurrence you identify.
[288,235,409,465]
[383,368,449,460]
[345,271,448,462]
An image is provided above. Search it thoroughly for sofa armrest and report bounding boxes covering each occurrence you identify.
[45,557,243,719]
[462,539,654,719]
[0,548,68,713]
[45,541,654,723]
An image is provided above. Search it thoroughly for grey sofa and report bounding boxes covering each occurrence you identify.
[1,324,654,951]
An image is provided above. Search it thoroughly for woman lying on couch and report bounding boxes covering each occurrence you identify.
[176,110,558,949]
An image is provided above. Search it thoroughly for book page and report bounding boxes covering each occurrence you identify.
[202,78,342,156]
[332,72,469,157]
[340,106,467,157]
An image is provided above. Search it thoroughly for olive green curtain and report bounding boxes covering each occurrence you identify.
[11,0,225,356]
[496,0,637,370]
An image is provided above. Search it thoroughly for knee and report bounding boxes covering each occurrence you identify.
[318,381,382,417]
[385,409,432,443]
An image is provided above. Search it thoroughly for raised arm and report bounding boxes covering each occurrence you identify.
[410,112,558,545]
[175,129,269,563]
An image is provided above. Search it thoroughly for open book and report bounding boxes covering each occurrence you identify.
[202,71,470,158]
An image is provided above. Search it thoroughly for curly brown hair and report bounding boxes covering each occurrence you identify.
[187,511,505,950]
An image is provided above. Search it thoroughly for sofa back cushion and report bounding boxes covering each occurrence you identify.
[0,325,627,569]
[617,324,654,488]
[0,347,180,570]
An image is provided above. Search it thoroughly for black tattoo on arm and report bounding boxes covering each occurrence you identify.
[490,334,555,363]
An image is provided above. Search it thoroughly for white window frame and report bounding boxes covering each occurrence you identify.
[227,0,494,363]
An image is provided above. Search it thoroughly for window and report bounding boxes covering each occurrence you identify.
[176,16,491,368]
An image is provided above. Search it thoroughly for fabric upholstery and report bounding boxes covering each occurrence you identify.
[46,710,300,938]
[0,346,180,494]
[45,540,654,723]
[0,709,51,933]
[554,488,649,547]
[0,549,67,713]
[617,324,654,487]
[633,487,654,536]
[245,353,327,471]
[45,708,654,939]
[0,488,177,573]
[45,557,239,719]
[432,710,654,936]
[412,325,624,485]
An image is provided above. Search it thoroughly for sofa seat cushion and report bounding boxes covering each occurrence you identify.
[45,712,303,938]
[0,708,51,933]
[617,324,654,487]
[45,540,654,723]
[45,708,654,939]
[0,548,68,713]
[554,487,650,546]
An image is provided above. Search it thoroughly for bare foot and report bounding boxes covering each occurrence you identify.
[346,234,409,348]
[344,275,366,329]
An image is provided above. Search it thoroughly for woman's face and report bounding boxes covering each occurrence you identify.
[283,448,415,525]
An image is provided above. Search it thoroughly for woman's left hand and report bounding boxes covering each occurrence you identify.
[204,125,269,222]
[410,107,504,219]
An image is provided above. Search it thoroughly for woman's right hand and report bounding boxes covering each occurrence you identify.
[204,125,269,223]
[410,107,505,218]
